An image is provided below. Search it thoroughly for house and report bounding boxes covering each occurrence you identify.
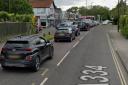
[29,0,57,28]
[54,8,62,26]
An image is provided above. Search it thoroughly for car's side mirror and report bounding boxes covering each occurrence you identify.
[46,40,50,43]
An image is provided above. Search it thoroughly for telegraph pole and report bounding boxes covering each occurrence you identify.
[86,0,87,16]
[118,0,120,32]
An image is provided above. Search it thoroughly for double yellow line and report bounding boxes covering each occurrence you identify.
[107,34,127,85]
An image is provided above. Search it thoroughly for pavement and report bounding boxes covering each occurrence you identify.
[109,25,128,73]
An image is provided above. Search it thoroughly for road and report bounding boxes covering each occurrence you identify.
[0,25,128,85]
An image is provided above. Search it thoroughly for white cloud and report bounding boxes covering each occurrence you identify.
[54,0,118,11]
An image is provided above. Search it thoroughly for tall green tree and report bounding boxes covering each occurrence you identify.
[78,6,88,16]
[67,7,79,13]
[78,5,110,20]
[110,0,127,24]
[0,0,33,14]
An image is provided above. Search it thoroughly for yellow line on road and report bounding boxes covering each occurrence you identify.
[41,69,49,76]
[107,34,127,85]
[32,82,36,85]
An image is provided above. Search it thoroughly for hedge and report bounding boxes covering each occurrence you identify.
[0,11,33,22]
[120,15,128,38]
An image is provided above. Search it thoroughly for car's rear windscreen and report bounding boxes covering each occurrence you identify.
[57,29,69,33]
[5,41,29,48]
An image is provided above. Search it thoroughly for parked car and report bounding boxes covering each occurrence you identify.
[75,21,89,31]
[102,20,110,25]
[54,27,75,42]
[0,35,54,72]
[84,19,94,28]
[72,24,80,36]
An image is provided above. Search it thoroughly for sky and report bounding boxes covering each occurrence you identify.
[54,0,118,11]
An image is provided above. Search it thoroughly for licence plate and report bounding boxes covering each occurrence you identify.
[59,34,65,36]
[5,63,25,67]
[9,55,20,59]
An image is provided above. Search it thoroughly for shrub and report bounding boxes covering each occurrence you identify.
[22,15,32,22]
[120,15,128,38]
[0,11,10,22]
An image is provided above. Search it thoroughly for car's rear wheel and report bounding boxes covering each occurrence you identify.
[1,65,9,70]
[54,39,59,42]
[32,57,40,72]
[69,37,72,42]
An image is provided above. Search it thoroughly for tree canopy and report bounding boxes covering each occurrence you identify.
[0,0,33,14]
[67,5,110,20]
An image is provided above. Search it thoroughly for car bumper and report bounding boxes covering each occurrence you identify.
[0,59,35,68]
[80,28,88,31]
[54,36,71,40]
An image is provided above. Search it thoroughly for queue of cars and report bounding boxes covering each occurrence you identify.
[0,19,99,72]
[54,19,99,42]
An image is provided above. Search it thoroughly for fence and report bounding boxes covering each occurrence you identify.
[0,22,34,42]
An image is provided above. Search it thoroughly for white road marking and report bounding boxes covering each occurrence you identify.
[73,41,79,48]
[80,32,89,41]
[57,51,70,66]
[31,82,35,85]
[40,78,48,85]
[80,36,84,41]
[41,69,49,76]
[107,34,127,85]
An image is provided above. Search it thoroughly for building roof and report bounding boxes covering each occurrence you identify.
[29,0,54,8]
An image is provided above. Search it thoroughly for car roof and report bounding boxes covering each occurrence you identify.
[7,35,40,42]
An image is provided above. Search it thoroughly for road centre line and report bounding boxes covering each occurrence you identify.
[73,41,79,48]
[57,51,70,66]
[40,78,48,85]
[107,34,127,85]
[41,69,49,76]
[80,31,89,40]
[80,36,84,41]
[57,31,89,67]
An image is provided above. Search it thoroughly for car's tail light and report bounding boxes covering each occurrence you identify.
[2,48,6,51]
[24,48,32,51]
[0,55,5,60]
[25,56,32,61]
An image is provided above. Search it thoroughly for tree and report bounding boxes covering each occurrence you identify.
[67,7,79,13]
[110,0,127,24]
[78,5,110,20]
[79,6,88,16]
[0,0,33,14]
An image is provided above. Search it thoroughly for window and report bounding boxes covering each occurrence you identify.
[37,8,46,14]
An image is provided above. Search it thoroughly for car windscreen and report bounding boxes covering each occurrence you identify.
[5,41,29,48]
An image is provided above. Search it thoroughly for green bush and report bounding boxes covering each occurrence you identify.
[0,12,33,22]
[0,11,10,21]
[22,15,32,22]
[120,15,128,38]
